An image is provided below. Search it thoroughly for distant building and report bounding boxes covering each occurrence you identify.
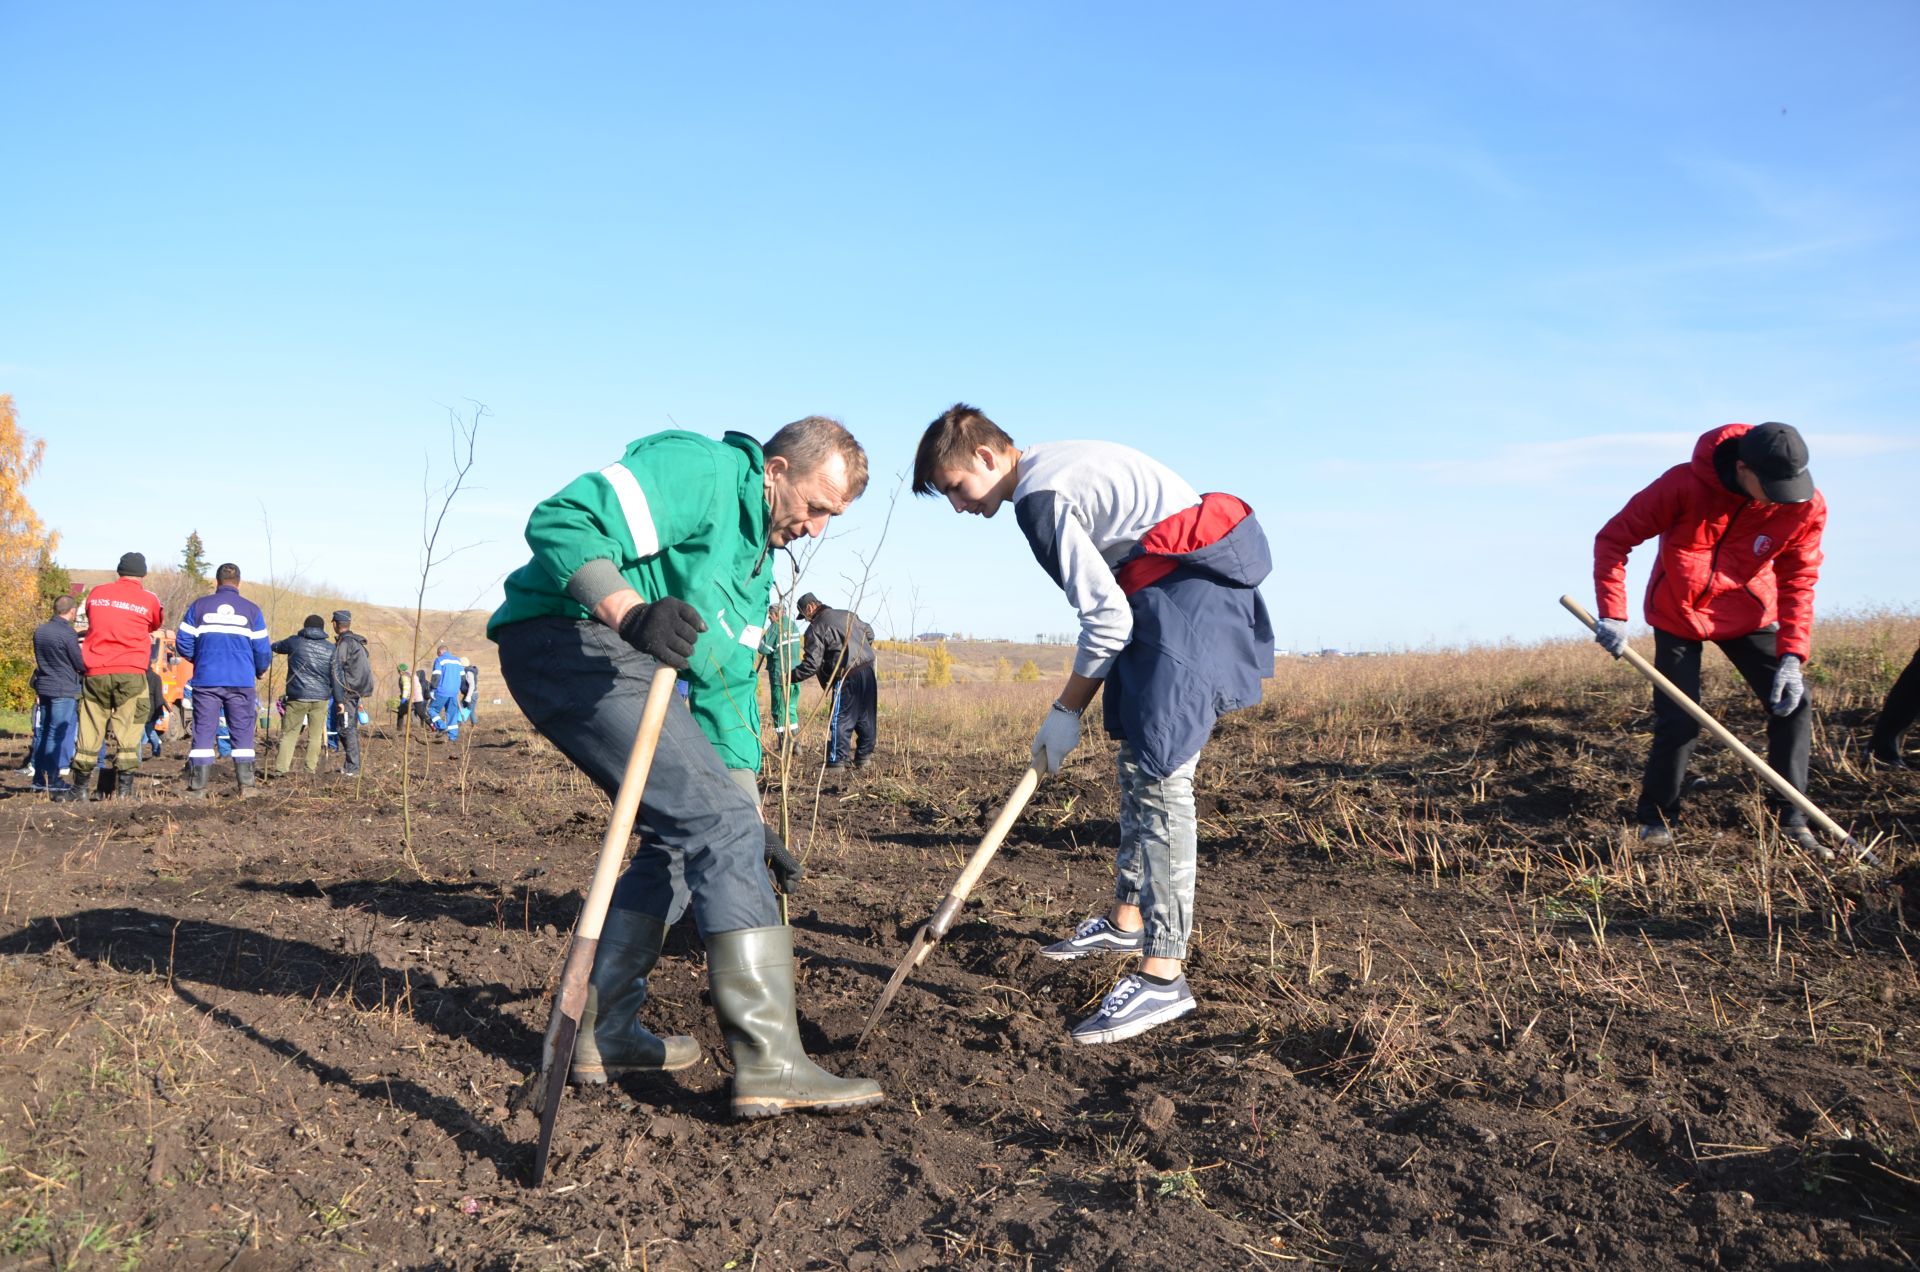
[915,631,950,642]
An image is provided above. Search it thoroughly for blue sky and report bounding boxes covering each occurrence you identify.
[4,2,1916,652]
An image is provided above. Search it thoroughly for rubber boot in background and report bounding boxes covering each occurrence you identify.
[706,925,883,1119]
[115,771,136,801]
[570,909,700,1083]
[236,760,257,798]
[52,770,91,803]
[185,765,209,801]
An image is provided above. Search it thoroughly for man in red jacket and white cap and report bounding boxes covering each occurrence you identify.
[1592,422,1826,852]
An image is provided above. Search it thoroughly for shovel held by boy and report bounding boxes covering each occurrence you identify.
[856,765,1041,1048]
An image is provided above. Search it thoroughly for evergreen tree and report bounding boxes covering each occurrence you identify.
[34,549,70,611]
[182,530,210,591]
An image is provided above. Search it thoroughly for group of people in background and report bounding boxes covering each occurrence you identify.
[392,646,478,742]
[23,554,379,800]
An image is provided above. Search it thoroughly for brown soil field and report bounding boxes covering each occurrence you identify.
[2,620,1918,1269]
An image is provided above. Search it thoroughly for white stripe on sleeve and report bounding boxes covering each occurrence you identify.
[598,463,660,558]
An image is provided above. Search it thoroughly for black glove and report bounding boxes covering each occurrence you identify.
[764,825,805,892]
[616,598,706,670]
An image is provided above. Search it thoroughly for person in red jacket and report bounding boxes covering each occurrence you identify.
[60,552,165,802]
[1592,423,1826,852]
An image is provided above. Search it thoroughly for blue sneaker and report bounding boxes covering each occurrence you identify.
[1070,972,1195,1045]
[1040,915,1145,962]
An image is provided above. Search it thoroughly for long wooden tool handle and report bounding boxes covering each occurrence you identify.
[576,665,679,942]
[919,766,1041,955]
[1560,595,1851,844]
[530,665,677,1182]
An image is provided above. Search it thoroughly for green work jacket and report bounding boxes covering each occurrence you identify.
[489,431,774,770]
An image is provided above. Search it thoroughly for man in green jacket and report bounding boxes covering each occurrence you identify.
[760,601,802,740]
[489,415,881,1120]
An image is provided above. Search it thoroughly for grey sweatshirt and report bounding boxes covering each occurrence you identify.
[1010,440,1200,679]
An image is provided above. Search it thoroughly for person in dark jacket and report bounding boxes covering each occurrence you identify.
[272,615,335,775]
[1868,645,1920,770]
[29,596,88,794]
[329,611,375,776]
[914,404,1273,1046]
[1591,423,1826,853]
[791,593,877,769]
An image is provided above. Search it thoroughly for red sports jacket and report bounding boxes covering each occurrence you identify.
[1594,424,1825,659]
[80,577,165,675]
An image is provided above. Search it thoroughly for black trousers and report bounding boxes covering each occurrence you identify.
[828,662,878,766]
[1870,645,1920,757]
[1638,627,1811,828]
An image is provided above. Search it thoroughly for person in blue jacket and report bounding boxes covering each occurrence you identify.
[426,647,465,740]
[176,563,274,797]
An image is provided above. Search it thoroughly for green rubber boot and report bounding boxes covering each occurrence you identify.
[570,909,699,1082]
[707,925,883,1119]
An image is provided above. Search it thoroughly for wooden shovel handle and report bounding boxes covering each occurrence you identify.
[922,766,1041,947]
[1560,596,1851,844]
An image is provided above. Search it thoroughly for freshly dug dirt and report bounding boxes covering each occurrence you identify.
[1,698,1916,1269]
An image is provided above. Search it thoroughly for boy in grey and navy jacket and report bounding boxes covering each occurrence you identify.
[915,404,1274,1046]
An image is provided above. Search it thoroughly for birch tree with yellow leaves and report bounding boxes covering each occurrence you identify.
[1,395,60,708]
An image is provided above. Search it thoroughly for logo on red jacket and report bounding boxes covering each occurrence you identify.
[1753,534,1774,556]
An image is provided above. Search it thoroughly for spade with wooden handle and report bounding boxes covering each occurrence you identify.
[1561,596,1878,867]
[525,665,678,1185]
[855,765,1042,1049]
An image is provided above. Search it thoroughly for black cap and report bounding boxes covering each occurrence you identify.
[1739,422,1814,503]
[331,609,352,623]
[116,552,147,577]
[796,592,821,616]
[303,614,325,629]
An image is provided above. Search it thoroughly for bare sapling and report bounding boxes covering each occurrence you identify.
[399,403,486,876]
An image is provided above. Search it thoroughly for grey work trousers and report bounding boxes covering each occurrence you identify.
[1113,740,1200,961]
[495,616,778,935]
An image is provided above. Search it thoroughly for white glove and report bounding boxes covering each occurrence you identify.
[1031,703,1082,775]
[1769,654,1805,716]
[1594,617,1629,658]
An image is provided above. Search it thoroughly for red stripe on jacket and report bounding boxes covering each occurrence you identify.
[1115,493,1252,597]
